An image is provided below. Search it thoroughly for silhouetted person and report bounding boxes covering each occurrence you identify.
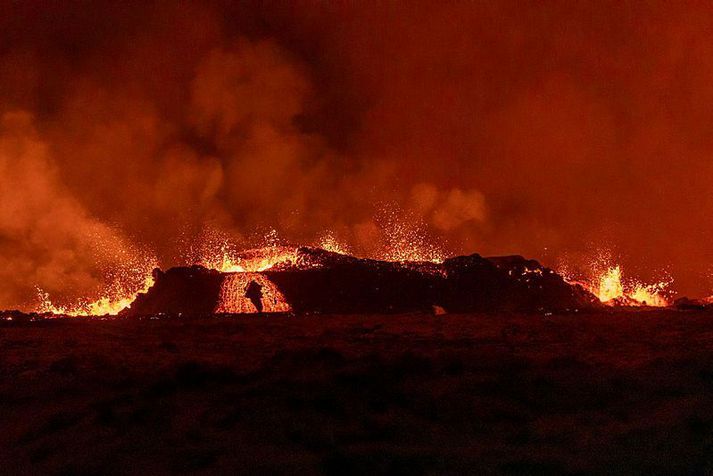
[245,280,264,313]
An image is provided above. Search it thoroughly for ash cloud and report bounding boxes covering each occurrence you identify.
[1,1,713,307]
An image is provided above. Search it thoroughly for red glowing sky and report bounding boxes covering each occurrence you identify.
[1,1,712,308]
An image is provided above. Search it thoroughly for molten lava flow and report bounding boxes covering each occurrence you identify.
[206,248,246,273]
[242,247,300,271]
[196,228,302,273]
[200,245,301,273]
[215,273,291,313]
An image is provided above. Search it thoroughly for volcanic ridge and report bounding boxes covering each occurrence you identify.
[120,247,600,317]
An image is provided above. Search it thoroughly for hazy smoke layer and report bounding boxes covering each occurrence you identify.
[1,1,713,307]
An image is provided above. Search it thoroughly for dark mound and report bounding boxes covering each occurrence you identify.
[125,248,599,316]
[126,266,226,316]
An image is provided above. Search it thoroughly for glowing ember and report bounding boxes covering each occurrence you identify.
[34,243,158,316]
[263,228,282,247]
[195,228,301,273]
[241,247,300,271]
[191,230,244,272]
[556,250,672,307]
[31,224,677,317]
[202,248,246,273]
[597,266,625,303]
[200,245,300,273]
[317,231,351,255]
[381,235,444,263]
[215,273,291,313]
[628,281,670,307]
[37,272,156,316]
[376,210,445,263]
[591,265,671,307]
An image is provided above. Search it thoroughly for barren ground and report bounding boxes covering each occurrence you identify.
[2,311,713,474]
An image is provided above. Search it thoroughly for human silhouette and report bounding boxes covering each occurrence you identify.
[245,280,264,313]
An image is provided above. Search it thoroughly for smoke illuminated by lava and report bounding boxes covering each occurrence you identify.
[2,2,713,310]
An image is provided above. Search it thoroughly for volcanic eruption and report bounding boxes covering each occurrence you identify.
[2,1,712,315]
[6,3,713,475]
[17,233,678,320]
[120,246,599,317]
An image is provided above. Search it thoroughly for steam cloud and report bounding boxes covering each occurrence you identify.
[1,1,713,308]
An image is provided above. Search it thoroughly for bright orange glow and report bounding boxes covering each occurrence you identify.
[215,272,291,313]
[629,283,670,307]
[376,212,445,263]
[596,266,625,303]
[380,240,444,263]
[200,245,300,273]
[590,265,670,307]
[198,237,246,272]
[37,268,156,316]
[196,229,300,273]
[557,252,672,307]
[32,228,678,317]
[317,231,351,255]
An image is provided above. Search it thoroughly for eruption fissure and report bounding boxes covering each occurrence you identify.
[37,274,156,317]
[31,232,677,316]
[562,263,672,307]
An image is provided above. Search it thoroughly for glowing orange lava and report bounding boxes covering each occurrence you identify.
[589,265,671,307]
[37,270,156,316]
[31,223,678,317]
[376,213,445,263]
[200,245,300,273]
[215,272,291,313]
[196,229,301,273]
[317,231,351,255]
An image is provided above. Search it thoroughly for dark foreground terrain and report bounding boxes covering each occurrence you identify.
[3,311,713,475]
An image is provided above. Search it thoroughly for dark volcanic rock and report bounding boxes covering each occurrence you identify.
[673,297,708,311]
[128,266,225,315]
[124,248,599,316]
[266,263,441,315]
[443,254,598,313]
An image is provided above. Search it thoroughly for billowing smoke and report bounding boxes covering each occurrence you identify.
[0,112,147,307]
[2,1,713,309]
